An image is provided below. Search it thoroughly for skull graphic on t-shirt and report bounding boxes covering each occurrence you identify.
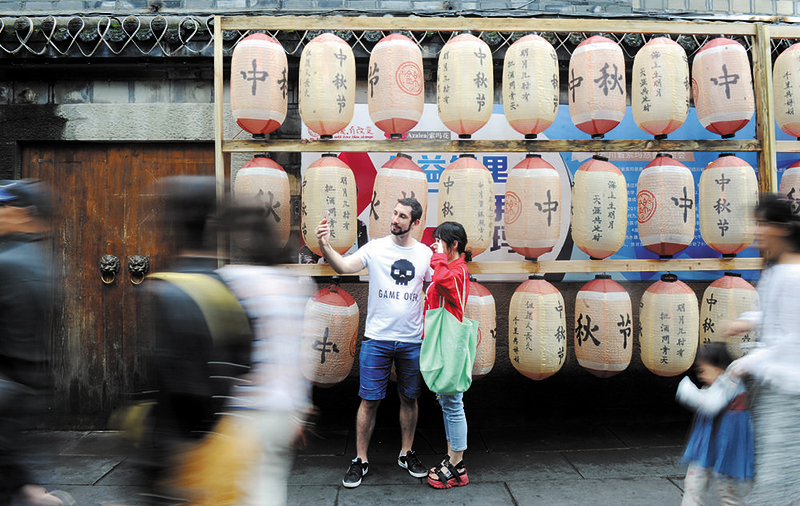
[390,259,415,286]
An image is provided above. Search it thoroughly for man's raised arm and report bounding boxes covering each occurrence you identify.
[314,214,365,274]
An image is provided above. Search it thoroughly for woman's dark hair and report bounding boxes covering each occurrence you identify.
[432,221,472,262]
[755,192,800,252]
[160,176,221,252]
[224,204,290,266]
[695,341,734,371]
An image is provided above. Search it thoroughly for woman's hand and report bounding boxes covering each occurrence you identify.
[718,319,754,338]
[728,358,748,380]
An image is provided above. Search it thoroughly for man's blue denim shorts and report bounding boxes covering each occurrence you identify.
[358,338,422,400]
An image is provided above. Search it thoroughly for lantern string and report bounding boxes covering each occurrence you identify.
[284,30,308,55]
[350,30,372,55]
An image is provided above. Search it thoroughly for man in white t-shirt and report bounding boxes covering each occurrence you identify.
[315,197,433,489]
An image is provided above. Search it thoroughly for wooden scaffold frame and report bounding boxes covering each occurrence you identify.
[213,15,800,277]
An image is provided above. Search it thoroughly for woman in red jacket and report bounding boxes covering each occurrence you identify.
[425,221,471,489]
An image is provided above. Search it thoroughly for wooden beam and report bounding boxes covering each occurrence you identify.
[219,16,758,35]
[223,138,761,153]
[753,23,778,192]
[214,15,227,267]
[777,140,800,152]
[769,25,800,39]
[273,258,763,277]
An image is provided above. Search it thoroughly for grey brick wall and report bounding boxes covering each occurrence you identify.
[0,0,794,16]
[631,0,799,14]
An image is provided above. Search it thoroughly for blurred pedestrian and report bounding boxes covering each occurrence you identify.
[676,341,753,506]
[424,221,472,489]
[315,197,432,489]
[0,180,72,506]
[723,193,800,506]
[217,204,316,506]
[146,176,253,504]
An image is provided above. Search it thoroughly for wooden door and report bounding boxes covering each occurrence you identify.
[22,143,215,427]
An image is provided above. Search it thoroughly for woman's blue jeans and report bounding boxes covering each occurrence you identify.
[437,393,467,452]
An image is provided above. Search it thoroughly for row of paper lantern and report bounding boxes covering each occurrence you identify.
[302,271,759,386]
[230,31,800,142]
[234,150,761,261]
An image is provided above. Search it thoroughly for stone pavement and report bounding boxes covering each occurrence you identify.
[21,417,697,506]
[20,375,735,506]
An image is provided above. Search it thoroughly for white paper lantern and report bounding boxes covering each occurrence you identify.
[639,274,699,377]
[568,35,626,138]
[503,34,559,138]
[509,276,566,380]
[632,37,689,139]
[699,273,759,359]
[574,275,633,377]
[299,33,356,138]
[504,154,562,260]
[636,154,695,257]
[369,153,428,241]
[437,154,496,257]
[368,33,424,137]
[692,37,755,138]
[571,155,628,259]
[437,33,493,138]
[301,154,357,256]
[774,43,800,139]
[230,33,288,136]
[233,155,291,249]
[303,281,360,386]
[779,160,800,216]
[698,153,758,256]
[466,279,496,379]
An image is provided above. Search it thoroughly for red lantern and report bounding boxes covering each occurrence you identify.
[774,43,800,139]
[640,274,699,377]
[233,155,291,249]
[574,275,632,378]
[692,37,754,138]
[437,154,495,258]
[369,153,428,242]
[568,35,626,138]
[699,273,759,359]
[230,33,288,136]
[502,34,559,138]
[465,279,496,379]
[301,154,357,256]
[632,37,689,139]
[636,154,695,257]
[299,33,355,138]
[368,33,424,138]
[437,33,493,138]
[509,276,566,381]
[779,160,800,214]
[699,154,757,256]
[303,281,360,387]
[571,155,627,259]
[504,154,562,259]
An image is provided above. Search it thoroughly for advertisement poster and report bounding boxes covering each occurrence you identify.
[302,102,795,282]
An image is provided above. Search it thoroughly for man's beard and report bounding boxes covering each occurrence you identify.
[391,224,411,236]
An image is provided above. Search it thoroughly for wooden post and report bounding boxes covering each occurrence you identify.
[213,15,227,266]
[753,23,778,193]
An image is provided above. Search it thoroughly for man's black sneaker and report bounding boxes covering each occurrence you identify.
[398,450,427,478]
[343,457,369,488]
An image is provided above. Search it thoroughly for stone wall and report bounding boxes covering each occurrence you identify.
[0,0,796,18]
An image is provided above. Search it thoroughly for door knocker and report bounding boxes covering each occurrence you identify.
[99,254,120,285]
[128,255,150,285]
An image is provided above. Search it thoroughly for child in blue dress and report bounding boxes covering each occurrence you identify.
[676,341,754,506]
